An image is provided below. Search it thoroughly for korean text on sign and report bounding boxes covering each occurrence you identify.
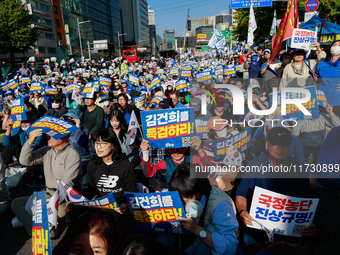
[249,187,319,237]
[125,191,189,234]
[213,128,252,160]
[141,108,195,149]
[73,192,118,209]
[32,192,52,255]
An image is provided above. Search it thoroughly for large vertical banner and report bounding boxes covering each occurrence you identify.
[32,192,52,255]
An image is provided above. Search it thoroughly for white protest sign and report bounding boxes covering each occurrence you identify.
[290,28,317,50]
[248,187,319,237]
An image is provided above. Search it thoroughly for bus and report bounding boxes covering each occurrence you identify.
[122,49,152,63]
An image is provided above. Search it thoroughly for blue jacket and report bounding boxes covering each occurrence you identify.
[3,128,46,150]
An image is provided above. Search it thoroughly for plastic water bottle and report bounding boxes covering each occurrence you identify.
[12,156,20,168]
[307,153,314,165]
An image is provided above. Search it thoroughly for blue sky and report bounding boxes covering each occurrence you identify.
[147,0,231,37]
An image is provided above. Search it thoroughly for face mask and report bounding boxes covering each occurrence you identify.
[282,59,291,65]
[215,128,227,139]
[331,45,340,56]
[52,103,60,109]
[167,87,173,91]
[103,101,110,106]
[260,96,267,101]
[124,60,128,64]
[21,126,29,131]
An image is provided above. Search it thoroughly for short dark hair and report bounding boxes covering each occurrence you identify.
[62,209,120,255]
[169,90,180,98]
[91,128,125,164]
[169,163,211,198]
[117,93,128,103]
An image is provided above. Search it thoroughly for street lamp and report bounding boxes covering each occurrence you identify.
[77,18,90,62]
[116,32,127,57]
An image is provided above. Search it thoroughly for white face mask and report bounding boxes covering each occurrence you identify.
[331,45,340,56]
[52,102,60,109]
[260,96,267,101]
[21,126,29,131]
[103,101,110,106]
[215,128,227,139]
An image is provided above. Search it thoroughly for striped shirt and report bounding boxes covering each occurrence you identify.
[292,113,340,147]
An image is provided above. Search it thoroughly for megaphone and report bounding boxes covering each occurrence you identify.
[185,199,203,219]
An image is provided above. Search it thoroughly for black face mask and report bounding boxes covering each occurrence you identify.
[282,59,291,66]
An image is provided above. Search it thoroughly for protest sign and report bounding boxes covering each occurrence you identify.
[21,77,31,84]
[156,69,165,75]
[213,128,252,160]
[82,72,90,78]
[32,192,52,255]
[181,70,192,79]
[249,187,319,237]
[316,89,327,108]
[28,56,35,62]
[149,77,162,91]
[141,108,196,148]
[12,120,21,135]
[99,75,112,87]
[82,82,95,98]
[50,57,57,62]
[195,71,213,84]
[195,119,209,139]
[150,96,163,107]
[269,85,319,121]
[223,67,236,77]
[6,80,19,90]
[10,98,27,121]
[29,85,44,94]
[170,69,179,76]
[129,74,140,86]
[26,116,78,140]
[133,94,147,109]
[176,80,190,93]
[291,29,317,50]
[45,87,58,96]
[72,192,118,209]
[125,191,189,234]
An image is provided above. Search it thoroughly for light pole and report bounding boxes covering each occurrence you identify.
[77,18,90,62]
[116,32,127,57]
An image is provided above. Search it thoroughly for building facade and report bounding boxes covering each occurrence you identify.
[0,0,59,64]
[121,0,150,48]
[189,14,232,38]
[163,30,175,50]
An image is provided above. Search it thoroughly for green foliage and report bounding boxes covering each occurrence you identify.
[0,0,39,54]
[232,0,340,43]
[298,0,340,22]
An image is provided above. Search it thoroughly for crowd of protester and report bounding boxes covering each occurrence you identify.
[0,40,340,255]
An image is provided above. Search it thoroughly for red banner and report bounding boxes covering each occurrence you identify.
[271,0,299,61]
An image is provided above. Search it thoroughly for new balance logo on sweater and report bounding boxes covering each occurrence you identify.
[97,174,119,188]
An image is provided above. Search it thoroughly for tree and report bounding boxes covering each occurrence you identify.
[0,0,39,66]
[232,0,340,43]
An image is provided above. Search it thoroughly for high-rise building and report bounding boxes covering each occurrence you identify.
[163,30,175,50]
[148,7,155,25]
[121,0,150,48]
[0,0,59,63]
[189,14,232,37]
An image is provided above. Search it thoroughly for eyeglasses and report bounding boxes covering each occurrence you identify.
[94,142,108,148]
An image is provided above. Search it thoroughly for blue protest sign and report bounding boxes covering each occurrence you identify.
[81,82,95,98]
[10,98,27,121]
[73,192,118,209]
[133,94,147,108]
[195,119,209,139]
[125,191,189,234]
[231,0,272,9]
[269,86,319,121]
[176,79,190,93]
[224,67,237,77]
[141,108,196,149]
[213,128,252,160]
[195,71,213,84]
[26,116,78,140]
[32,191,52,255]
